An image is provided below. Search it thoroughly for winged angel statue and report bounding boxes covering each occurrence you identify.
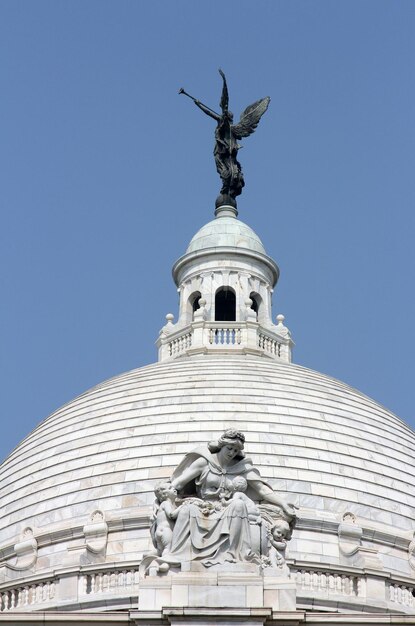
[179,70,270,208]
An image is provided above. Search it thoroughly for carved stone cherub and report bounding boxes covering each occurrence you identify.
[151,481,183,557]
[268,518,291,568]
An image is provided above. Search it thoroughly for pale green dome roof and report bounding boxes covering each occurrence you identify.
[186,212,266,255]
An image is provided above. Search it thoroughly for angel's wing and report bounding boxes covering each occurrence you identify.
[219,69,229,112]
[232,96,270,139]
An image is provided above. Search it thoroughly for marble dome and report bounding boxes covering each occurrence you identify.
[1,207,414,621]
[0,356,414,614]
[186,211,266,255]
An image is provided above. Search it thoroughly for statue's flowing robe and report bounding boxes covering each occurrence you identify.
[214,119,244,198]
[165,447,271,566]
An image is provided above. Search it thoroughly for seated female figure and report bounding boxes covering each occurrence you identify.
[157,429,296,569]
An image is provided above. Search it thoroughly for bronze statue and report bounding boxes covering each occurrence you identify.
[179,70,270,209]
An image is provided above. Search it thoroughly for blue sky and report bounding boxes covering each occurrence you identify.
[1,1,414,462]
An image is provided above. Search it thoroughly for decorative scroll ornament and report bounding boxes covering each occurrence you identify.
[83,510,108,555]
[142,429,296,576]
[4,527,38,571]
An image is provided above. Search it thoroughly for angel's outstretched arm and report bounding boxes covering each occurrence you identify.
[193,99,221,122]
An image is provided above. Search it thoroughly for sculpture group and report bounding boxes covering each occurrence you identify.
[144,429,296,575]
[180,70,270,209]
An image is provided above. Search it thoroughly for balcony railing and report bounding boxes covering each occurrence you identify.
[0,562,414,613]
[158,320,292,363]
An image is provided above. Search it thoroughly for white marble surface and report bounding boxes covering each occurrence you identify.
[0,354,414,587]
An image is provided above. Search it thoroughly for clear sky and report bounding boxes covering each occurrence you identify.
[1,1,414,463]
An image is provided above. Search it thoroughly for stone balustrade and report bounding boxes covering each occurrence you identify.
[0,579,56,611]
[0,563,414,613]
[158,320,291,362]
[389,582,415,608]
[290,563,415,612]
[79,568,139,597]
[292,568,360,598]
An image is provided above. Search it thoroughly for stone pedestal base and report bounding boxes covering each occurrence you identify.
[139,569,296,612]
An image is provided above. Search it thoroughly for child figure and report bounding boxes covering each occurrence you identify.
[231,476,262,524]
[151,481,182,557]
[268,518,291,568]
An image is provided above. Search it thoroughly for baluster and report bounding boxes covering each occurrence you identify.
[397,585,403,603]
[120,570,126,589]
[336,574,342,594]
[304,571,311,589]
[354,577,359,597]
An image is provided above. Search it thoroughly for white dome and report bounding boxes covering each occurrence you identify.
[186,216,266,255]
[1,354,414,616]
